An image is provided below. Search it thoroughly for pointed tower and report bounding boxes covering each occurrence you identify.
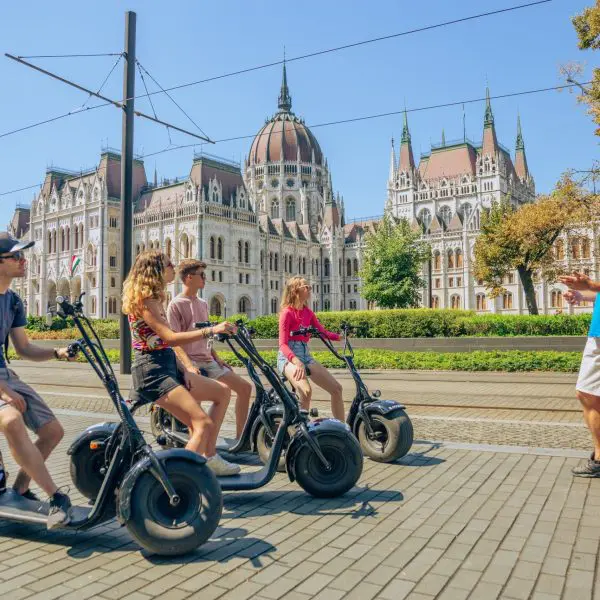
[482,87,498,155]
[514,114,529,181]
[441,129,446,147]
[398,110,415,171]
[278,62,292,113]
[388,138,397,182]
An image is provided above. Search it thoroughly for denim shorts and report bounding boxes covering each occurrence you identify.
[277,341,315,375]
[129,348,185,405]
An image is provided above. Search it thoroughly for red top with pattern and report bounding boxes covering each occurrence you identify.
[128,313,169,352]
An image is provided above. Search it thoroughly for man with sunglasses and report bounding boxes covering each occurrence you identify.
[167,259,252,443]
[0,232,76,529]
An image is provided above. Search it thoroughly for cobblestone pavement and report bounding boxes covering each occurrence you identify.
[0,412,598,600]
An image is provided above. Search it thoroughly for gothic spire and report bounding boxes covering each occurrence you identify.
[516,113,524,151]
[401,109,411,144]
[515,113,529,180]
[441,129,446,147]
[389,138,397,182]
[398,111,415,171]
[482,86,498,155]
[484,86,494,127]
[278,61,292,113]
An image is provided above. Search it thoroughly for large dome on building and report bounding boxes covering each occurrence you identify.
[248,65,323,166]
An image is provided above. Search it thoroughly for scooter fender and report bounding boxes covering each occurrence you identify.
[250,405,284,450]
[66,422,118,456]
[117,448,207,524]
[285,418,352,483]
[352,400,407,436]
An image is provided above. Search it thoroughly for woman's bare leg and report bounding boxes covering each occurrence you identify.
[283,362,312,410]
[307,362,345,421]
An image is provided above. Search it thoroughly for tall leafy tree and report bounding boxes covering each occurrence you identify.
[360,215,430,308]
[474,178,589,314]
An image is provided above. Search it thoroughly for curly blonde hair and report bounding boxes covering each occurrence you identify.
[280,276,310,310]
[122,250,168,317]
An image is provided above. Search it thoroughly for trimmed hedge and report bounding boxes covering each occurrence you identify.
[9,347,581,373]
[22,309,593,340]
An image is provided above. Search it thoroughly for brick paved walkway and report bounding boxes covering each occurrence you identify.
[1,412,598,600]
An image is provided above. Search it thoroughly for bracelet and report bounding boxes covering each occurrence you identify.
[53,348,60,360]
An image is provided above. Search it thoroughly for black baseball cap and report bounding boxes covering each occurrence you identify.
[0,232,34,255]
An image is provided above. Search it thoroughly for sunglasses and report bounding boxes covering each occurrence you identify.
[0,251,25,261]
[197,271,207,280]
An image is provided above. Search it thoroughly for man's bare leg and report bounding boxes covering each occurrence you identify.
[577,390,600,460]
[0,408,58,496]
[12,419,63,494]
[217,371,252,438]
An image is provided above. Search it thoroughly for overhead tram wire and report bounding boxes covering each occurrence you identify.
[0,0,552,141]
[0,78,591,198]
[141,80,589,160]
[16,53,123,59]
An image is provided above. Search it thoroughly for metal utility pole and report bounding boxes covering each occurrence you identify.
[120,11,136,374]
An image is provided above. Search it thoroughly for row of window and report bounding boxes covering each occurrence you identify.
[47,224,85,253]
[554,238,592,260]
[433,249,464,271]
[434,290,577,311]
[270,198,297,221]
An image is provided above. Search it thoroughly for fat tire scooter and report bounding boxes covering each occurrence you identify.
[291,322,414,462]
[0,294,223,556]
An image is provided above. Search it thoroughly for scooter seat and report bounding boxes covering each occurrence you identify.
[0,489,91,527]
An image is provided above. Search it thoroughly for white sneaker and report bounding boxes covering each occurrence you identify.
[206,454,241,476]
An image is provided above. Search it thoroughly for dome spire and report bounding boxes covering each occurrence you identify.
[278,56,292,113]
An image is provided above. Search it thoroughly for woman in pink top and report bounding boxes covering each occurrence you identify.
[278,276,345,420]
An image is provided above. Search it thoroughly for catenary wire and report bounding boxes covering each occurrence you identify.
[1,0,552,141]
[16,53,122,59]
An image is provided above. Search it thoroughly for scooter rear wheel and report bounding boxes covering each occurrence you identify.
[294,432,362,498]
[150,407,186,449]
[357,411,413,463]
[126,458,222,556]
[70,432,111,501]
[255,417,287,472]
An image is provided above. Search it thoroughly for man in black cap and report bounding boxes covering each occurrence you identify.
[0,232,76,529]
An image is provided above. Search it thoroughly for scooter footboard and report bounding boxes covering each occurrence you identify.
[285,419,352,483]
[117,448,207,523]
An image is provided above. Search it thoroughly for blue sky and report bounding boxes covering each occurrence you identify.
[0,0,597,229]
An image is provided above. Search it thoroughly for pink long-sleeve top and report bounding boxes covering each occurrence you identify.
[279,306,340,362]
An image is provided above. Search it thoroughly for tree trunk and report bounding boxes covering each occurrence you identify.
[517,266,539,315]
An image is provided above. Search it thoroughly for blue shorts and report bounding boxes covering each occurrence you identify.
[277,341,315,375]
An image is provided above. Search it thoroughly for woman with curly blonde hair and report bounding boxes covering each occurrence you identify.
[123,250,240,476]
[277,276,344,420]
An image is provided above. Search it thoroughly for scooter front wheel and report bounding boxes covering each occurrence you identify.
[357,410,413,463]
[294,432,362,498]
[125,458,222,556]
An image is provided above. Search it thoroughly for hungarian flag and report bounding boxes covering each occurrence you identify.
[70,255,81,277]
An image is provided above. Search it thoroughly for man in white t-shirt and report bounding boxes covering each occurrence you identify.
[167,259,252,441]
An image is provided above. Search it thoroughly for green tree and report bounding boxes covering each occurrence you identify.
[474,179,588,315]
[360,215,430,309]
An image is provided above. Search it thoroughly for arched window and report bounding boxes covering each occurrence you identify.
[447,249,455,269]
[60,228,65,252]
[271,199,280,219]
[302,257,306,274]
[271,298,278,314]
[353,258,359,275]
[210,297,222,317]
[269,252,273,271]
[286,198,296,221]
[52,230,57,253]
[461,203,473,221]
[324,258,330,277]
[238,240,243,263]
[244,242,250,264]
[108,297,118,314]
[433,251,441,271]
[418,208,432,231]
[346,259,352,277]
[570,238,580,260]
[47,231,52,253]
[239,297,250,314]
[476,293,487,311]
[274,253,279,272]
[455,249,463,268]
[66,226,70,251]
[439,206,452,227]
[91,296,97,314]
[502,292,513,309]
[79,224,84,249]
[551,290,563,308]
[450,294,461,310]
[432,295,440,309]
[217,238,224,260]
[260,250,264,270]
[210,236,215,259]
[180,234,190,259]
[582,237,591,259]
[74,226,79,249]
[554,239,565,260]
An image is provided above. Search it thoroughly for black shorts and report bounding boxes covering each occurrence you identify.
[129,348,185,406]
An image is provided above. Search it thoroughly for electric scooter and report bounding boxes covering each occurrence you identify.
[292,322,413,462]
[0,293,223,556]
[149,322,318,472]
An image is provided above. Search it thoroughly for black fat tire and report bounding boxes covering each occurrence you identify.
[357,411,413,463]
[69,433,110,500]
[255,418,286,473]
[126,458,222,556]
[294,433,363,498]
[150,408,184,449]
